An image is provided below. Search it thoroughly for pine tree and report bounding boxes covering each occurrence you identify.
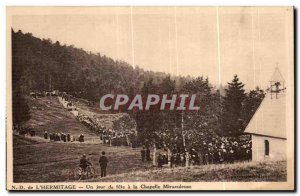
[241,87,265,129]
[12,89,30,127]
[221,75,246,136]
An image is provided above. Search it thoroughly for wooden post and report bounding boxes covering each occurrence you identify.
[185,151,190,168]
[152,143,157,166]
[167,148,171,168]
[181,111,189,168]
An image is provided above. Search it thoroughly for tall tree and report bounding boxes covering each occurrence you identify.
[12,29,191,103]
[180,77,221,167]
[221,75,246,136]
[12,89,30,128]
[241,87,265,129]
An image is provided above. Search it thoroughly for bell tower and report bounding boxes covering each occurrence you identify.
[268,67,286,99]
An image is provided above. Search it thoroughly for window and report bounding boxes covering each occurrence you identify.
[264,140,269,156]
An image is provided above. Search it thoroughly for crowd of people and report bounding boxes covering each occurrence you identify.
[76,114,138,147]
[25,91,253,170]
[30,90,58,98]
[77,114,98,132]
[150,135,252,168]
[17,126,35,137]
[16,127,86,142]
[99,128,138,147]
[18,92,138,147]
[44,131,85,142]
[57,92,139,148]
[58,96,138,148]
[47,131,85,142]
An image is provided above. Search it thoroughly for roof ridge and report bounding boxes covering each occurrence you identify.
[269,66,285,82]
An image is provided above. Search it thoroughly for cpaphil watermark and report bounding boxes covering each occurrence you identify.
[100,94,201,111]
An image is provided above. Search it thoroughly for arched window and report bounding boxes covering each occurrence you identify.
[264,140,269,156]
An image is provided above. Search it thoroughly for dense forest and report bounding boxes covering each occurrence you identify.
[12,29,265,140]
[12,29,192,101]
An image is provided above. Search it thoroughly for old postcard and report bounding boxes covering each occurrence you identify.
[6,6,294,191]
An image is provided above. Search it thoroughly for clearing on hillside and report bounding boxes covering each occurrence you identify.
[24,96,98,139]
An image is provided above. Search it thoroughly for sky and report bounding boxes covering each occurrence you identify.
[10,6,293,90]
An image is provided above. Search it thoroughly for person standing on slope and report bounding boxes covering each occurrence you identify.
[99,151,108,177]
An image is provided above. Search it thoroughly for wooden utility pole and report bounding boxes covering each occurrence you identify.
[167,148,171,167]
[181,111,189,167]
[152,141,157,166]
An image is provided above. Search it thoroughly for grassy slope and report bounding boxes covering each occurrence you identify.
[13,133,287,183]
[24,96,97,138]
[70,97,131,129]
[13,96,287,183]
[13,136,152,182]
[14,96,146,182]
[90,161,287,182]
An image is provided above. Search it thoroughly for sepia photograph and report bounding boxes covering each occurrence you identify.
[6,6,294,191]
